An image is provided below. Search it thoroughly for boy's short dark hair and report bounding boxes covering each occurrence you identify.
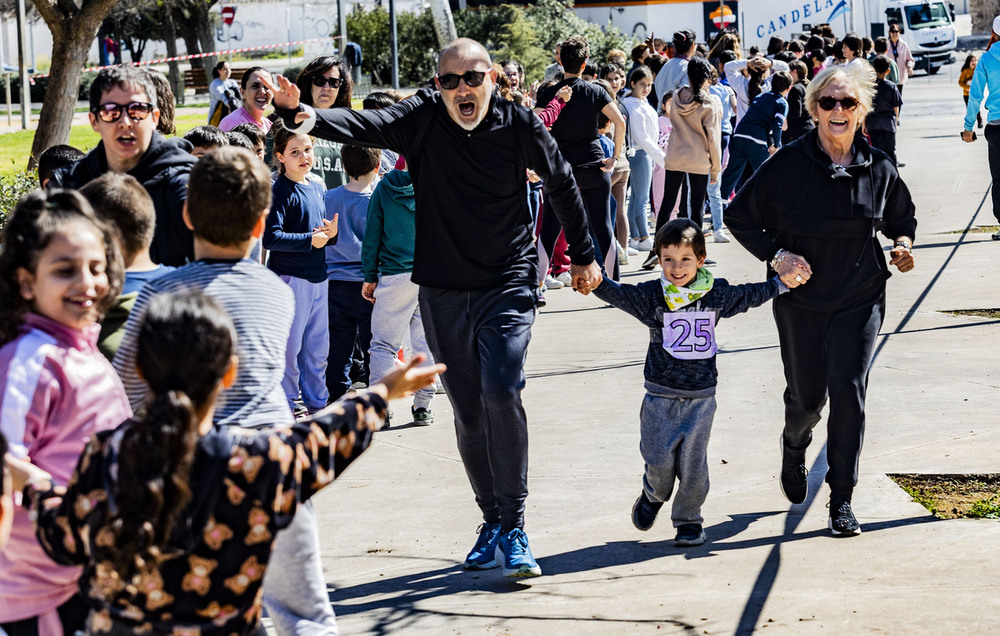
[183,125,229,150]
[654,218,706,260]
[583,61,598,78]
[363,92,396,110]
[90,66,157,113]
[230,123,266,147]
[873,37,889,54]
[770,71,793,93]
[79,173,156,264]
[872,54,892,75]
[37,144,85,184]
[843,33,863,56]
[788,40,804,54]
[341,145,381,179]
[559,36,590,73]
[187,146,272,247]
[226,131,254,150]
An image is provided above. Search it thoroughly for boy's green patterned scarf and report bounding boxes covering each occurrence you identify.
[661,268,714,310]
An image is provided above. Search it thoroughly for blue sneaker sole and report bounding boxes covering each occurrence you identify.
[463,558,499,570]
[501,563,542,578]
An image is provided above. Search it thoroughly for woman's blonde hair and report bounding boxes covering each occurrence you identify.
[805,63,877,124]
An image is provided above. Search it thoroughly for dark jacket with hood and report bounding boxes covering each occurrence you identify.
[726,129,917,312]
[361,169,416,282]
[274,88,595,291]
[50,132,197,267]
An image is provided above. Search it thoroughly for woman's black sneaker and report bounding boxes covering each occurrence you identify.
[631,491,662,531]
[779,434,809,504]
[829,498,861,536]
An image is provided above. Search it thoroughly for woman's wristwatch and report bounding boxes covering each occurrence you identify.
[893,239,912,250]
[769,249,788,271]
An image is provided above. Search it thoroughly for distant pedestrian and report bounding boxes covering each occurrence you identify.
[959,53,983,129]
[963,17,1000,240]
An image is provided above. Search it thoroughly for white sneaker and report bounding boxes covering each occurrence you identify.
[627,238,640,249]
[713,229,730,243]
[544,274,564,290]
[616,243,629,266]
[555,271,573,287]
[636,237,654,251]
[626,246,639,256]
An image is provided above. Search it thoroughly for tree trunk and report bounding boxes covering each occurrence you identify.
[428,0,457,49]
[195,15,217,78]
[160,0,182,105]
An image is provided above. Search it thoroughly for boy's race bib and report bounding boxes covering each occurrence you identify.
[662,311,717,360]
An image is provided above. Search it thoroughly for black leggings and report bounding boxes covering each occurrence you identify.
[539,165,617,279]
[656,170,709,234]
[964,94,983,127]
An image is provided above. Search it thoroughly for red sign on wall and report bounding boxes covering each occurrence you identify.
[221,6,236,25]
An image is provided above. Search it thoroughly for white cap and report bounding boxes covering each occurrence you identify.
[993,15,1000,35]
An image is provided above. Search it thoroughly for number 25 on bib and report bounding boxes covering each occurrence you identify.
[662,311,717,360]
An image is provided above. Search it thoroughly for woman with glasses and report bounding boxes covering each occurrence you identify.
[887,25,915,112]
[725,64,916,537]
[294,56,355,189]
[220,66,275,133]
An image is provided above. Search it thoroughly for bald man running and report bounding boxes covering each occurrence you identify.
[267,39,601,578]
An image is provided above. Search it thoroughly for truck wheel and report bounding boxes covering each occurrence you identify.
[929,65,941,75]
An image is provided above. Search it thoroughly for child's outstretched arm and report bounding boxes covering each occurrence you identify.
[718,277,787,319]
[592,278,661,326]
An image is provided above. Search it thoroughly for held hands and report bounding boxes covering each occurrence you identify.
[600,156,616,173]
[312,214,338,248]
[570,261,603,295]
[361,282,377,303]
[776,251,813,289]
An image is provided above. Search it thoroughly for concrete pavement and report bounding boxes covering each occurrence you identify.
[302,67,1000,635]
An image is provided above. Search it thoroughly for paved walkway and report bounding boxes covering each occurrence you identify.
[305,68,996,634]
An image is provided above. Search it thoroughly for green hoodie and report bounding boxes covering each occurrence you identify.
[361,169,416,282]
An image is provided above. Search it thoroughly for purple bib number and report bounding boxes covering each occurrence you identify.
[662,311,717,360]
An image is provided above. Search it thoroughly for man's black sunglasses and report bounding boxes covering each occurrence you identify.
[92,102,155,123]
[436,70,489,90]
[311,76,344,89]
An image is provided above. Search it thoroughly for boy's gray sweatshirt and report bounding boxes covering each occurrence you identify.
[594,275,783,397]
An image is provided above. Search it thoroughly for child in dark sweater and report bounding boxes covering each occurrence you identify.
[593,218,786,546]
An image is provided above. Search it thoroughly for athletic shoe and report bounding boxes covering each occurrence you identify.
[292,401,309,419]
[544,274,564,290]
[411,406,433,426]
[828,498,862,536]
[555,271,573,287]
[495,528,542,578]
[896,161,906,168]
[382,410,392,430]
[674,523,706,547]
[616,243,629,266]
[992,229,1000,241]
[635,237,654,251]
[641,253,658,270]
[779,434,809,504]
[537,292,546,308]
[703,258,717,267]
[626,246,640,256]
[631,491,663,531]
[463,523,502,570]
[713,229,730,243]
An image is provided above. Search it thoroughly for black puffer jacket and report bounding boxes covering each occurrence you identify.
[726,129,917,312]
[50,133,196,267]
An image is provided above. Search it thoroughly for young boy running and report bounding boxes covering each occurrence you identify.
[593,218,786,546]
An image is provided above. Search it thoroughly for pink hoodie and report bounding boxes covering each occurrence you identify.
[0,313,130,627]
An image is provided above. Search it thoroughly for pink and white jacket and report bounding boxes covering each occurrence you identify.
[0,312,130,629]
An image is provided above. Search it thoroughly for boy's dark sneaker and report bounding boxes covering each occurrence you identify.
[829,498,862,536]
[779,434,809,504]
[631,491,663,531]
[411,406,433,426]
[495,527,542,578]
[463,523,501,570]
[674,524,706,547]
[381,410,392,430]
[641,253,659,270]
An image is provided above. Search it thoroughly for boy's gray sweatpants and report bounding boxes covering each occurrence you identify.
[639,393,716,527]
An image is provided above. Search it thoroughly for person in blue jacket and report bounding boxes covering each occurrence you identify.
[720,71,791,200]
[962,14,1000,240]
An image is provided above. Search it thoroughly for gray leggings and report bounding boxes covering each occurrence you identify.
[639,393,716,527]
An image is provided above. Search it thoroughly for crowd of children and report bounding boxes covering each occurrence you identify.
[0,21,924,635]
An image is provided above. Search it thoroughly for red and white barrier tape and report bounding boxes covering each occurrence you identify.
[29,36,341,79]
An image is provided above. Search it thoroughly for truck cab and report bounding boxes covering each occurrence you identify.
[879,0,956,74]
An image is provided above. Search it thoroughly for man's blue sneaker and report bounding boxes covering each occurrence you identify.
[463,523,501,570]
[495,528,542,578]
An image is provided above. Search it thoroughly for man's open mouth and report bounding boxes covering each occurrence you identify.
[457,101,476,117]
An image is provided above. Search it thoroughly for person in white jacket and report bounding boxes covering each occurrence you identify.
[725,56,790,124]
[623,66,665,250]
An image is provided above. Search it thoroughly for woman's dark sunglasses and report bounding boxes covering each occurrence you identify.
[311,76,344,89]
[436,70,488,90]
[93,102,154,123]
[817,96,859,111]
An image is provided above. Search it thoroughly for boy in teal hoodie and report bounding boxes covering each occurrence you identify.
[361,164,438,426]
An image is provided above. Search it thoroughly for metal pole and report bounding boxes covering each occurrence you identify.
[337,0,347,54]
[16,0,29,129]
[389,0,398,89]
[286,8,292,65]
[5,73,12,127]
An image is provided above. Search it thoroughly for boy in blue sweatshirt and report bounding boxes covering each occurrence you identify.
[593,218,786,546]
[325,145,381,400]
[720,71,792,200]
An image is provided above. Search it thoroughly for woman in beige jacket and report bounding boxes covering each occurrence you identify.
[643,56,722,269]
